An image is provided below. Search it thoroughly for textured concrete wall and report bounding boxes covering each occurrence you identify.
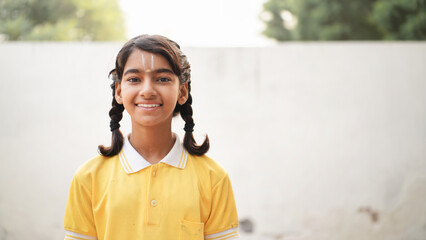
[0,42,425,239]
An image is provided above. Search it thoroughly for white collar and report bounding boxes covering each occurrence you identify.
[118,133,189,174]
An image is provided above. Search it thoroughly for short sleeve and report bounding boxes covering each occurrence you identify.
[204,174,239,239]
[64,173,97,237]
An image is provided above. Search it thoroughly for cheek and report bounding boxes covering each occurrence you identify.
[164,92,179,106]
[165,84,180,99]
[173,88,182,101]
[120,89,137,106]
[121,87,136,98]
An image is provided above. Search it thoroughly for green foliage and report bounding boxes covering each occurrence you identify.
[262,0,293,41]
[372,0,426,40]
[261,0,426,41]
[0,0,126,41]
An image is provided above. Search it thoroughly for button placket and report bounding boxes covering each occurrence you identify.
[151,164,157,177]
[147,165,160,225]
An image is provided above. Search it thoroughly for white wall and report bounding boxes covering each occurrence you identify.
[0,42,425,240]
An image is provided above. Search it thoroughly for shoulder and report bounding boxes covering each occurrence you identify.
[73,154,117,184]
[187,154,228,187]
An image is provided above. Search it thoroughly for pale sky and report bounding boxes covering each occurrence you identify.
[119,0,274,46]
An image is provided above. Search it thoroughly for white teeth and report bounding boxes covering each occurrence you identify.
[137,104,160,108]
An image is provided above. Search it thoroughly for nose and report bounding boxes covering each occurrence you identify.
[139,78,156,99]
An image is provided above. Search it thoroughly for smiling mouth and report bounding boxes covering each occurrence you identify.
[136,104,161,108]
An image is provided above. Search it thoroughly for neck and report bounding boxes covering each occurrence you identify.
[128,121,175,164]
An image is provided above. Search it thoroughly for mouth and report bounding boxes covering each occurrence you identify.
[136,104,161,108]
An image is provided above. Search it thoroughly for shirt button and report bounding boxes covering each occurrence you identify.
[152,171,156,177]
[151,200,158,207]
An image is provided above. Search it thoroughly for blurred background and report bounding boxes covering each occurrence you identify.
[0,0,425,239]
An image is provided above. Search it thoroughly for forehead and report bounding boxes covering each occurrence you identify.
[124,49,172,70]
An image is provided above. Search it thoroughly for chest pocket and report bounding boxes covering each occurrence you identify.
[179,220,204,240]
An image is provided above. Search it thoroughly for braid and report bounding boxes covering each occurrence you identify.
[98,81,125,156]
[180,82,209,156]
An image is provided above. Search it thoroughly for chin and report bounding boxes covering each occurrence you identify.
[133,118,172,128]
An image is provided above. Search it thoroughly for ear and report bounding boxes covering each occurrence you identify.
[178,82,189,105]
[115,82,123,104]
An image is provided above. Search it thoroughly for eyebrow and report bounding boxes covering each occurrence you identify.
[123,68,175,76]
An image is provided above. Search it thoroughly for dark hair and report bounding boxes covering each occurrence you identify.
[98,34,209,157]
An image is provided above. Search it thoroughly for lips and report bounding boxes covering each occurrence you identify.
[136,103,161,108]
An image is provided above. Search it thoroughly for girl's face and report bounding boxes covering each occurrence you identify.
[115,49,188,128]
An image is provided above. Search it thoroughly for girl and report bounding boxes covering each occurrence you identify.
[64,35,239,240]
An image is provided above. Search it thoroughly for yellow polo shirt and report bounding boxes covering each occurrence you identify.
[64,134,239,240]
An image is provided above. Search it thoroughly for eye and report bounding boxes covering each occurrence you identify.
[127,77,140,83]
[158,77,171,83]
